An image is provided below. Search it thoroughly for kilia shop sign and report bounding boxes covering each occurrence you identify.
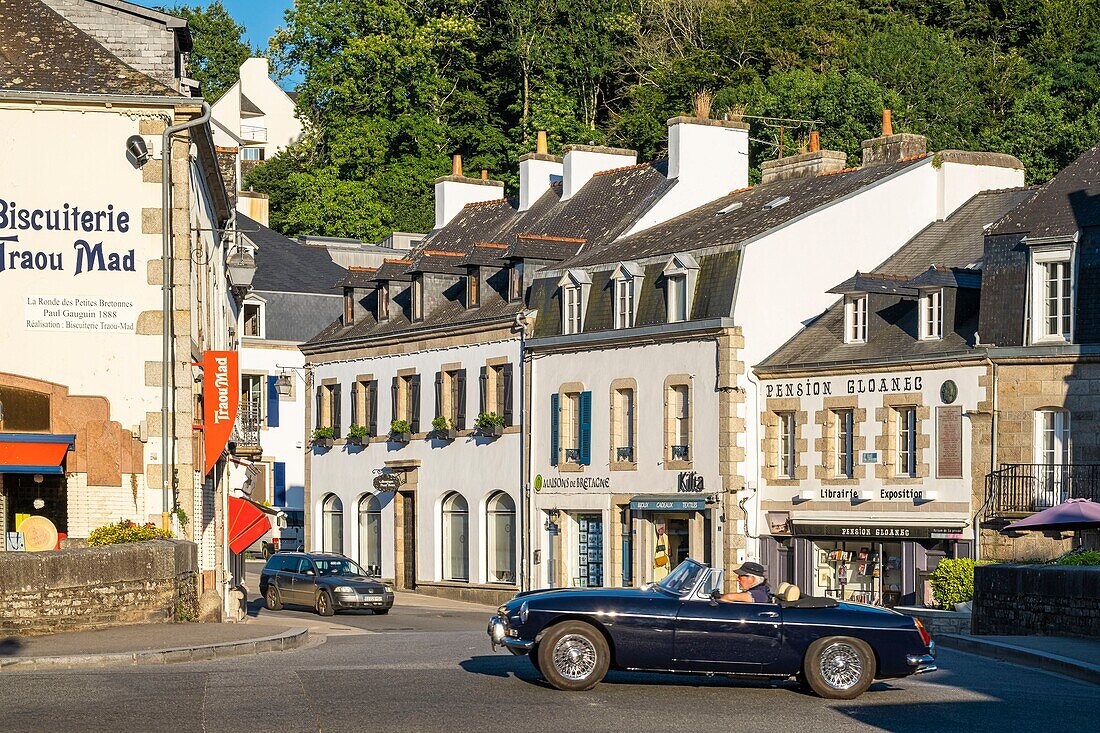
[202,350,239,474]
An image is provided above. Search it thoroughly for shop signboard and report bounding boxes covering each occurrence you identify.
[202,350,240,474]
[372,473,402,492]
[792,523,964,539]
[630,496,708,512]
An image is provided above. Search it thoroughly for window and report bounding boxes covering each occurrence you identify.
[241,147,265,161]
[563,392,581,463]
[613,388,635,462]
[563,285,582,334]
[920,289,942,340]
[479,363,514,426]
[378,282,390,321]
[552,390,590,465]
[391,374,421,432]
[241,302,262,337]
[778,412,796,478]
[486,492,516,584]
[835,409,854,478]
[343,288,355,325]
[670,384,691,461]
[412,276,424,321]
[241,373,265,423]
[315,383,341,436]
[467,268,480,308]
[845,295,867,343]
[442,492,469,581]
[1043,260,1072,339]
[358,494,382,573]
[435,368,466,429]
[667,275,687,323]
[508,262,524,301]
[616,278,635,328]
[896,407,917,477]
[1035,409,1071,507]
[351,379,377,436]
[321,494,343,554]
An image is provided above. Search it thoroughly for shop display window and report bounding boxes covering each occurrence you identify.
[812,541,903,607]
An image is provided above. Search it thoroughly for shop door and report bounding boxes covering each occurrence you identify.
[4,473,67,535]
[576,513,603,587]
[402,492,417,589]
[674,600,783,672]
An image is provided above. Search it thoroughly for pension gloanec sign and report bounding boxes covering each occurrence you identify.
[203,351,239,474]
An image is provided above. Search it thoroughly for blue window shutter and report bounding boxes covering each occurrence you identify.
[273,462,286,507]
[266,375,280,427]
[579,391,592,465]
[549,393,560,467]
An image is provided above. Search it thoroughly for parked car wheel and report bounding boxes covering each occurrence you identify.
[372,609,389,615]
[262,543,273,560]
[803,637,875,700]
[316,590,335,617]
[537,622,610,692]
[265,584,283,611]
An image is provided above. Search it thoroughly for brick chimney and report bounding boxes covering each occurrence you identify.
[434,154,504,229]
[561,144,637,200]
[518,130,563,211]
[861,109,927,167]
[760,130,848,184]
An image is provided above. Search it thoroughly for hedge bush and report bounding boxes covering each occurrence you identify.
[1057,550,1100,566]
[930,558,975,609]
[87,519,173,547]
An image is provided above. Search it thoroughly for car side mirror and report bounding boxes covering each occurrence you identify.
[304,569,315,576]
[709,590,722,606]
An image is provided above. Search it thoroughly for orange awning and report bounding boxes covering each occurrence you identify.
[228,496,272,554]
[0,434,74,474]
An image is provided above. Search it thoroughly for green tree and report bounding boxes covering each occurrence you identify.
[161,2,253,102]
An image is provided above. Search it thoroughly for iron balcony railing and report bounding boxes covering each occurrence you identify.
[564,448,581,463]
[986,463,1100,516]
[239,124,268,142]
[231,401,262,454]
[671,444,690,461]
[616,446,634,462]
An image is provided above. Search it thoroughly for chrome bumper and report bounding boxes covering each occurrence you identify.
[907,640,937,674]
[487,615,534,652]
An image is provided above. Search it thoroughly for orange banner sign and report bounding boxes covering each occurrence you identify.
[202,350,239,474]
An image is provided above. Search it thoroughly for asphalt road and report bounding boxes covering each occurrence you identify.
[0,568,1095,733]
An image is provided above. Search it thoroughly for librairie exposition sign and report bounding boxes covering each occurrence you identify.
[202,350,239,474]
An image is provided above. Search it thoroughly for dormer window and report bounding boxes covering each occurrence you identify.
[508,262,524,302]
[1028,243,1075,343]
[378,281,390,321]
[919,289,942,340]
[412,275,424,322]
[241,298,264,338]
[559,270,592,335]
[845,294,867,344]
[467,267,481,308]
[612,261,643,329]
[663,253,699,324]
[343,288,355,325]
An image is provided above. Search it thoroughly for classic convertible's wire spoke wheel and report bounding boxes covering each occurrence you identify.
[819,642,863,690]
[803,636,875,700]
[552,634,598,681]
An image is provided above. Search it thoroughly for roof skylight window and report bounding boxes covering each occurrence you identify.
[762,196,790,210]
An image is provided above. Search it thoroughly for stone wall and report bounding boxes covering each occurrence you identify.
[973,564,1100,638]
[896,606,972,637]
[0,540,198,636]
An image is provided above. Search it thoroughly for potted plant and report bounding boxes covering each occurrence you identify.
[431,416,458,440]
[312,426,335,449]
[475,411,505,438]
[389,419,412,443]
[346,424,369,446]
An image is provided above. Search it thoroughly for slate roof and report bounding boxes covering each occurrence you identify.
[0,0,179,96]
[907,266,982,290]
[371,260,414,282]
[259,291,343,343]
[240,213,348,295]
[756,188,1036,373]
[827,273,916,296]
[239,92,263,116]
[990,142,1100,238]
[337,267,378,288]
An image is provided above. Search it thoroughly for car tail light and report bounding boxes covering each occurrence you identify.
[273,538,280,549]
[914,618,932,647]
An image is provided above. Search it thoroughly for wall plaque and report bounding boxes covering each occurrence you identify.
[937,405,963,478]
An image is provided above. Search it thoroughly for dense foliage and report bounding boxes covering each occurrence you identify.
[930,557,976,608]
[161,2,253,102]
[1056,550,1100,566]
[227,0,1100,238]
[87,520,173,547]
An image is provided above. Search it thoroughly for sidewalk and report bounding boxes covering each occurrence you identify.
[939,633,1100,686]
[0,620,308,672]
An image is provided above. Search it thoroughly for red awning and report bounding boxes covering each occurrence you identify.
[228,496,272,555]
[0,434,74,474]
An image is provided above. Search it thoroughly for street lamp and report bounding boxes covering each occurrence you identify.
[227,248,257,289]
[275,370,293,397]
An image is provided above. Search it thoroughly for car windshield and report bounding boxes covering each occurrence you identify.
[313,558,368,577]
[656,560,707,596]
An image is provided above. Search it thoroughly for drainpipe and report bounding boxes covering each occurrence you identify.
[514,310,532,592]
[973,358,999,563]
[161,101,211,524]
[743,365,763,551]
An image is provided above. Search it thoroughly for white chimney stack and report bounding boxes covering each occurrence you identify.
[434,154,505,229]
[625,116,749,235]
[562,144,636,200]
[519,131,563,211]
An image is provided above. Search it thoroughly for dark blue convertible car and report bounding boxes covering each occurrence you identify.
[488,559,935,699]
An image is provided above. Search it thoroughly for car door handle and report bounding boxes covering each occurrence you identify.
[757,611,780,618]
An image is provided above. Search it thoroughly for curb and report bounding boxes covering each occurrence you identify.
[0,626,309,672]
[938,634,1100,686]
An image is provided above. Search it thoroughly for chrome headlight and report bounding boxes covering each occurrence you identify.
[519,601,529,624]
[384,584,393,593]
[497,604,508,615]
[334,585,355,593]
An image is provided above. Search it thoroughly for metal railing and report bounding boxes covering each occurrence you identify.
[986,463,1100,516]
[671,444,690,461]
[239,124,268,142]
[564,448,581,463]
[231,402,262,453]
[616,446,634,462]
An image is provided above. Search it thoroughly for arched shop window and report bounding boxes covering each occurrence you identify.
[442,492,469,581]
[321,494,343,554]
[486,492,516,584]
[358,494,383,573]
